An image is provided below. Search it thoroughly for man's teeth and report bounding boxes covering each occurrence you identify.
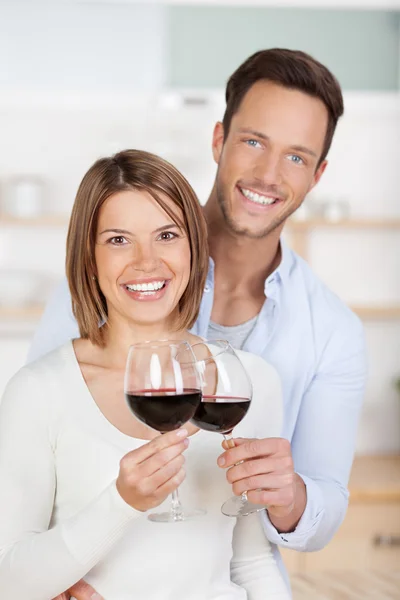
[126,281,165,292]
[240,188,277,205]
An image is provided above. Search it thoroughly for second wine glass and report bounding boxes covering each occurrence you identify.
[190,340,264,517]
[124,339,204,522]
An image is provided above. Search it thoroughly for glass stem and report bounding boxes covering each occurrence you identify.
[170,488,184,521]
[223,431,236,449]
[223,431,247,506]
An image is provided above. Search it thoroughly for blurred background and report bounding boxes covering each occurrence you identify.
[0,0,399,595]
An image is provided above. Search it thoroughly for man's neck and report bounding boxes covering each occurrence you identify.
[203,192,283,295]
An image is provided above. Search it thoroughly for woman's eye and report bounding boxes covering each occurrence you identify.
[245,139,261,148]
[158,231,178,241]
[287,154,304,165]
[109,236,127,245]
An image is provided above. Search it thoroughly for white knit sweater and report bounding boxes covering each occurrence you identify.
[0,341,289,600]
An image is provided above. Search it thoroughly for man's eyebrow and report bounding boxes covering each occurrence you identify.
[99,224,180,236]
[237,128,269,141]
[290,144,318,159]
[237,128,318,158]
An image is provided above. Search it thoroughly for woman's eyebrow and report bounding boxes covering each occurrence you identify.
[99,228,133,235]
[99,224,181,236]
[153,223,181,233]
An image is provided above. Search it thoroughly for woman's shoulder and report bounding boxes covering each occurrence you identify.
[3,341,74,400]
[25,339,75,379]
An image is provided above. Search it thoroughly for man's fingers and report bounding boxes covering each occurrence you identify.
[218,437,290,467]
[226,456,293,483]
[231,472,294,496]
[68,579,104,599]
[245,487,296,511]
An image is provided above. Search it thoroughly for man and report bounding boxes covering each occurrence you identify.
[28,49,366,599]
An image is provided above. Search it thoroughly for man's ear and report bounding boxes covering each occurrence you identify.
[309,159,328,193]
[212,122,224,165]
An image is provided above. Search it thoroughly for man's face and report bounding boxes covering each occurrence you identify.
[212,81,329,239]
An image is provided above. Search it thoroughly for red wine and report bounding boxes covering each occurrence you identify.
[126,388,201,432]
[190,396,250,434]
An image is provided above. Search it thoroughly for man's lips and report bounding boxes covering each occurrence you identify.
[239,185,283,206]
[237,186,284,210]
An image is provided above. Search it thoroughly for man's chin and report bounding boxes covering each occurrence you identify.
[225,216,284,240]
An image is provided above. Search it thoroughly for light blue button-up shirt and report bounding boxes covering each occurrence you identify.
[27,240,367,584]
[191,241,367,557]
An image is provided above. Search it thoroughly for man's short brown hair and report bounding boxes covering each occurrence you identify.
[66,149,208,346]
[223,48,344,166]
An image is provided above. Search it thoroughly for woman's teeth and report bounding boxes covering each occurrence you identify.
[240,187,277,205]
[126,281,166,293]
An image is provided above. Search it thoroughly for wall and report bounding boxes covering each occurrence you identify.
[0,2,399,454]
[168,7,400,90]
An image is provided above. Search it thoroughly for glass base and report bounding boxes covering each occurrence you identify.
[148,507,206,522]
[221,494,265,517]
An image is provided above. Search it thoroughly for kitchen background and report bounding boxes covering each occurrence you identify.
[0,0,399,593]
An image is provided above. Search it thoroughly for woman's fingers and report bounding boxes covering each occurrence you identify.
[129,428,189,465]
[116,428,189,511]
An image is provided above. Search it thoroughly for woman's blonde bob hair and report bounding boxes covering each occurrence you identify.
[66,149,209,346]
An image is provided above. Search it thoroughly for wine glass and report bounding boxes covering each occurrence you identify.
[190,339,264,517]
[124,339,205,522]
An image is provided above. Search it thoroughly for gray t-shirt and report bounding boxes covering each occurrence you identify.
[207,315,258,350]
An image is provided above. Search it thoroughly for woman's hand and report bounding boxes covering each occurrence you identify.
[52,579,103,599]
[116,428,189,511]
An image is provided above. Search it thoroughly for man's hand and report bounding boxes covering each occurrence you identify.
[218,437,307,533]
[52,579,103,599]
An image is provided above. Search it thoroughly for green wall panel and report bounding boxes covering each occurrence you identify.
[167,7,399,90]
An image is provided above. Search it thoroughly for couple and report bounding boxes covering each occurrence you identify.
[0,48,366,599]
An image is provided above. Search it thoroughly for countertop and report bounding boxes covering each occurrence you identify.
[349,455,400,503]
[291,570,400,599]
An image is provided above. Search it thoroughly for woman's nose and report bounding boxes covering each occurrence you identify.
[130,242,159,272]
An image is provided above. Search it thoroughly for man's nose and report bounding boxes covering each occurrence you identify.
[252,151,283,188]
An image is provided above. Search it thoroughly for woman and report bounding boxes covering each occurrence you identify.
[0,150,289,599]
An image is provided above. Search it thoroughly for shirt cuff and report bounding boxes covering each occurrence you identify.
[260,473,325,551]
[60,479,141,569]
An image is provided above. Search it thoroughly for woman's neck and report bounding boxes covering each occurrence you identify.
[93,314,190,370]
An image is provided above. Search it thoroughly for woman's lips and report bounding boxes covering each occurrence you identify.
[122,280,170,302]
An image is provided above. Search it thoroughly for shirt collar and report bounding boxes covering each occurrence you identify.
[205,256,215,291]
[276,238,295,283]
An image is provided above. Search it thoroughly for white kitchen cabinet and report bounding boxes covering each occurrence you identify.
[72,1,400,9]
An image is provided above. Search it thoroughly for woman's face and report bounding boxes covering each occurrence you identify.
[95,189,191,332]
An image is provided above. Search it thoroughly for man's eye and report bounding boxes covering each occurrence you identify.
[109,236,127,245]
[245,139,261,148]
[287,154,304,165]
[158,231,178,241]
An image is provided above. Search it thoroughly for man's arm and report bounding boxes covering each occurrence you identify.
[219,315,367,553]
[27,277,80,363]
[261,315,367,551]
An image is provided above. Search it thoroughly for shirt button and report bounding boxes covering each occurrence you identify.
[204,285,211,293]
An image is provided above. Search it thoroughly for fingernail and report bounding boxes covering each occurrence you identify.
[183,438,189,447]
[176,428,188,438]
[91,595,103,600]
[217,455,225,466]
